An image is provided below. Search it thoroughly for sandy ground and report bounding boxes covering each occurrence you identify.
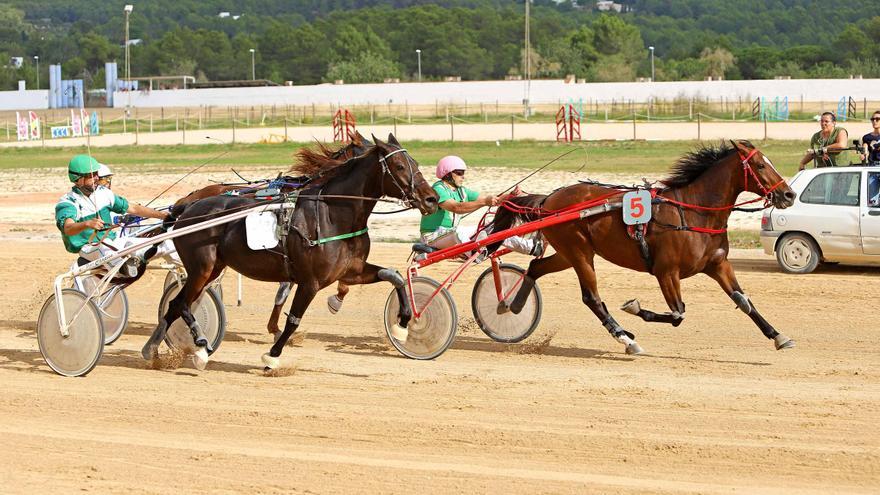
[0,168,878,494]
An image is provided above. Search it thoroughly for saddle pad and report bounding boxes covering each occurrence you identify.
[245,211,279,250]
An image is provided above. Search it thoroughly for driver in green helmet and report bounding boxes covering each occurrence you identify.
[55,154,169,278]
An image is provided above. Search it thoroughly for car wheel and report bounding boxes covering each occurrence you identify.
[776,233,820,274]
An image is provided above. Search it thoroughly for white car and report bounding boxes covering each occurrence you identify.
[761,166,880,273]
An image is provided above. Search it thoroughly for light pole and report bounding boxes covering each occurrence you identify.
[249,49,256,80]
[33,56,39,89]
[649,46,655,82]
[415,49,421,82]
[124,4,133,111]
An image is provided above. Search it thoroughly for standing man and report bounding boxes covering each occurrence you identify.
[799,112,849,170]
[56,154,169,278]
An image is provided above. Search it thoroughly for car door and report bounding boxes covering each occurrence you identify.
[787,170,861,256]
[860,169,880,255]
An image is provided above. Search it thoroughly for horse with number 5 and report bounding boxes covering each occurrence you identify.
[489,140,798,354]
[142,134,439,370]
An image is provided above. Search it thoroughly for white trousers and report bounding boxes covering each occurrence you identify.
[422,225,536,255]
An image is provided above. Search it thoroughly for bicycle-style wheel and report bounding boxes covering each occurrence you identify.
[164,270,224,303]
[383,276,457,360]
[77,275,129,345]
[37,289,105,377]
[158,284,226,355]
[471,263,542,343]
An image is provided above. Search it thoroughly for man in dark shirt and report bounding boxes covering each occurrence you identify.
[861,111,880,166]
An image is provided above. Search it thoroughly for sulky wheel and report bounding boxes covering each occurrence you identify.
[164,269,224,303]
[77,275,129,345]
[383,276,457,360]
[471,263,542,343]
[37,288,105,377]
[158,283,226,355]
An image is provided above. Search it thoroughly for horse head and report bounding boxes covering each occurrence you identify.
[371,133,438,215]
[730,140,796,209]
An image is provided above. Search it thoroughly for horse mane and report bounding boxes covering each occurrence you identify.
[662,140,753,188]
[288,146,372,186]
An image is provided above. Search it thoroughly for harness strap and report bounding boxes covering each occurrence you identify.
[312,227,369,246]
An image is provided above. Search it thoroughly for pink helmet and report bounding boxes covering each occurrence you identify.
[436,155,467,179]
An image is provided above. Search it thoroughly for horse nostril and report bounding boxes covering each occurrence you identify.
[785,191,796,201]
[426,196,438,205]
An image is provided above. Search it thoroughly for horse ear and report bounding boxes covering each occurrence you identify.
[371,133,385,147]
[729,139,747,152]
[387,133,401,146]
[351,132,362,145]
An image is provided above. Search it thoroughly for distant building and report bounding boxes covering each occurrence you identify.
[9,57,23,68]
[596,1,626,12]
[218,12,230,18]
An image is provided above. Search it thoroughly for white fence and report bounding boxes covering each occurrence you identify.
[112,78,880,109]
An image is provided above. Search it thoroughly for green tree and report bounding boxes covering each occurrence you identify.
[699,47,735,79]
[325,51,400,83]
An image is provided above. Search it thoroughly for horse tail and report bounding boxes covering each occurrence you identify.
[486,194,546,254]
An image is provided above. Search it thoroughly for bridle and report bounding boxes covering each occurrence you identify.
[737,148,785,204]
[377,146,428,210]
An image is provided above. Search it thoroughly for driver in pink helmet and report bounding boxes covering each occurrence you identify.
[419,155,541,257]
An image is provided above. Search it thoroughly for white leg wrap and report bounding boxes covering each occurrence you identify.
[390,323,408,341]
[192,347,209,371]
[261,353,280,369]
[327,294,343,314]
[616,334,644,355]
[620,299,641,315]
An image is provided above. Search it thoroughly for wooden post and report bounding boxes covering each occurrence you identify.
[697,112,701,141]
[763,115,768,141]
[510,115,514,140]
[5,120,8,141]
[450,117,454,142]
[41,114,45,148]
[284,118,288,142]
[393,116,397,137]
[150,113,153,133]
[232,117,236,144]
[632,111,637,140]
[182,109,186,145]
[123,112,127,133]
[135,115,139,145]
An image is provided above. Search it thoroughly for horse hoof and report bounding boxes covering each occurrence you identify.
[261,353,280,369]
[390,323,408,342]
[625,341,644,355]
[192,347,209,370]
[496,301,511,315]
[141,345,158,361]
[774,335,795,350]
[620,299,641,315]
[327,294,343,314]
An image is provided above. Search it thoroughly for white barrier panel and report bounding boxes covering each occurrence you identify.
[113,78,880,108]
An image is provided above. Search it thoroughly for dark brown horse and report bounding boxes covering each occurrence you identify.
[489,140,797,354]
[170,133,374,337]
[142,135,438,369]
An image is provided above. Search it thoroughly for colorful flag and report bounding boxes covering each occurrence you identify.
[28,111,40,140]
[16,112,29,141]
[71,109,82,137]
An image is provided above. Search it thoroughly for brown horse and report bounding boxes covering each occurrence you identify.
[489,140,797,354]
[170,133,374,337]
[142,134,438,369]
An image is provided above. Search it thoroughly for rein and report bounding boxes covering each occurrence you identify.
[499,146,785,236]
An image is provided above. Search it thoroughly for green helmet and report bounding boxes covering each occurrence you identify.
[68,154,100,182]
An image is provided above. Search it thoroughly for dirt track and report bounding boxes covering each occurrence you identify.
[0,163,877,493]
[1,233,879,493]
